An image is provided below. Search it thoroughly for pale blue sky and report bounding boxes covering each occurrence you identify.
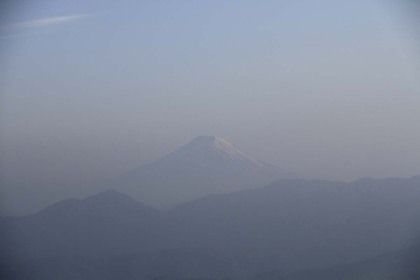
[1,0,420,214]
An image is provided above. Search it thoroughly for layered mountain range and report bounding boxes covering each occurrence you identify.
[2,136,420,279]
[2,176,420,279]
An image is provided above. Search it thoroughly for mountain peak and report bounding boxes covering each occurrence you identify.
[85,189,136,203]
[38,189,159,217]
[178,136,264,166]
[192,135,218,142]
[188,135,225,147]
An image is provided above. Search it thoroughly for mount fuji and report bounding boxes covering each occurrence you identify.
[109,136,297,208]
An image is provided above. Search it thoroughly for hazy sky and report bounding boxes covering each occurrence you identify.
[1,0,420,214]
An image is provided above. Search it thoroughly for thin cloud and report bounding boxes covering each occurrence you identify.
[1,14,89,30]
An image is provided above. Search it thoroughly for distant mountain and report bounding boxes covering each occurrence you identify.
[109,136,297,208]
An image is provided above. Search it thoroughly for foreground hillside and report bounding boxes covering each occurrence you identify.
[2,246,420,280]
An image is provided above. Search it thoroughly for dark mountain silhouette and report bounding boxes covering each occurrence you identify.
[2,176,420,279]
[108,136,297,208]
[167,177,420,270]
[0,190,162,261]
[39,189,159,218]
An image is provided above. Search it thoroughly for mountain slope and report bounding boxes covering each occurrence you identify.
[0,190,162,261]
[167,177,420,270]
[110,136,296,208]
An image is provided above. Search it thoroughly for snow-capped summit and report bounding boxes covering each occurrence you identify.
[180,136,264,166]
[109,136,297,208]
[167,136,267,168]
